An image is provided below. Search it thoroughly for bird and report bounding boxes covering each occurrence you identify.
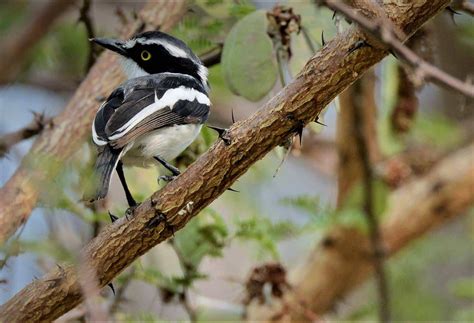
[88,31,210,208]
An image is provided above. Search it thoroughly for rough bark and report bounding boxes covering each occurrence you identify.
[0,0,187,245]
[0,0,75,84]
[246,142,474,321]
[0,0,450,321]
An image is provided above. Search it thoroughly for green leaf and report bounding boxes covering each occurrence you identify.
[450,277,474,299]
[233,214,300,259]
[412,113,462,148]
[173,208,228,267]
[221,10,277,101]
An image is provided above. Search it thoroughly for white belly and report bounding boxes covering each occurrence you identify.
[122,124,202,167]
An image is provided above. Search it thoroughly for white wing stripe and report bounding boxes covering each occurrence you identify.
[108,86,210,141]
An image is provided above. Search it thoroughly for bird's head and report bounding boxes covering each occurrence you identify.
[91,31,208,89]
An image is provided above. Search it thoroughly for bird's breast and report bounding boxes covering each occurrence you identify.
[121,124,202,167]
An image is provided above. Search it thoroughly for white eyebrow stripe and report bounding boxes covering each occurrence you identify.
[123,38,189,58]
[108,86,210,141]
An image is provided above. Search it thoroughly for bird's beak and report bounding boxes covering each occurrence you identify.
[90,37,127,56]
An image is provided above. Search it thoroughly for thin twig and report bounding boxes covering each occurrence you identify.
[301,26,318,53]
[452,0,474,15]
[0,113,52,158]
[352,81,391,322]
[169,239,198,322]
[199,45,222,68]
[319,0,474,98]
[78,0,98,71]
[109,267,136,314]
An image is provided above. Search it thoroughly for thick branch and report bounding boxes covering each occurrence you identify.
[321,0,474,98]
[0,0,75,84]
[247,142,474,321]
[0,0,188,245]
[0,1,450,321]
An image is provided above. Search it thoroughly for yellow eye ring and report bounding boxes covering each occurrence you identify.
[141,50,151,61]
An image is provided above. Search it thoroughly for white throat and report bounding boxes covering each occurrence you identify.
[120,57,148,79]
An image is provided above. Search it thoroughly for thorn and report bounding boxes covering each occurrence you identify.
[446,6,461,15]
[321,30,326,46]
[389,49,398,59]
[146,212,166,229]
[108,282,116,295]
[445,6,460,25]
[108,211,119,223]
[314,116,327,127]
[207,125,231,145]
[296,125,303,146]
[347,39,372,56]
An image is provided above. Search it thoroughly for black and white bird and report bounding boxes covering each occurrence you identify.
[89,31,210,207]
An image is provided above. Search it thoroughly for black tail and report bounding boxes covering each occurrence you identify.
[92,145,122,202]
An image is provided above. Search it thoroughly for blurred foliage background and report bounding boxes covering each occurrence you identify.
[0,0,473,321]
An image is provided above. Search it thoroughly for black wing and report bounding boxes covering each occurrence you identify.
[92,84,210,149]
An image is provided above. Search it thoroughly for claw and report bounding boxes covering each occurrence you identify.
[347,39,372,56]
[125,203,140,220]
[108,282,116,295]
[231,109,236,124]
[108,211,119,223]
[159,175,177,183]
[227,187,239,193]
[321,30,326,46]
[207,125,231,145]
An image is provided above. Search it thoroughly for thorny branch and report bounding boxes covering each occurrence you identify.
[0,113,52,158]
[352,80,391,322]
[0,1,452,321]
[319,0,474,98]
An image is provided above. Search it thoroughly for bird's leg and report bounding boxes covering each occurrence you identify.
[116,160,137,208]
[155,156,181,182]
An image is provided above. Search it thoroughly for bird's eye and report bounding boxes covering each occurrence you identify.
[141,50,151,61]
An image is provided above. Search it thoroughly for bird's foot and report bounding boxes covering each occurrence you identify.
[158,175,178,183]
[125,203,141,220]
